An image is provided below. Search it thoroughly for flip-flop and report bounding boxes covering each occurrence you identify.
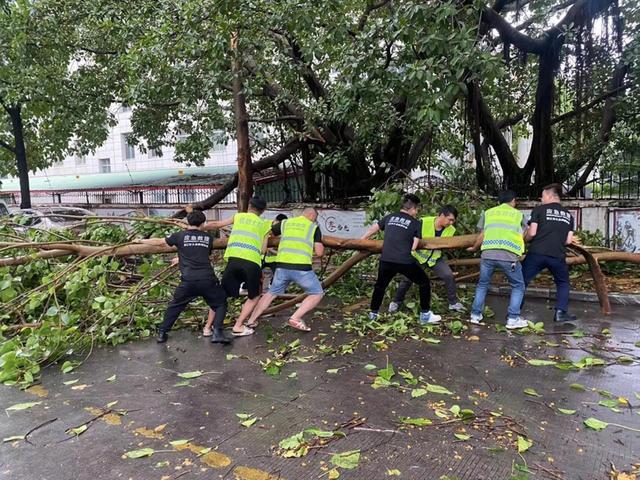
[246,321,259,329]
[287,318,311,332]
[232,326,254,337]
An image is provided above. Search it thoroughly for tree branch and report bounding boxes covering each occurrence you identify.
[551,82,631,125]
[357,0,392,32]
[0,138,16,154]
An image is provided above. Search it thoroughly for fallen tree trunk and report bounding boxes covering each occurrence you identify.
[568,244,612,314]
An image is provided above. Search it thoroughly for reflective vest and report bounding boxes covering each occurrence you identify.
[413,216,456,266]
[224,212,270,266]
[276,216,318,266]
[481,204,524,256]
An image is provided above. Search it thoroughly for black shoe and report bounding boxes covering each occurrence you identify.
[554,311,577,323]
[156,330,168,343]
[211,331,233,344]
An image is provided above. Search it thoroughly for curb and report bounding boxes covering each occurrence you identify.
[458,283,640,306]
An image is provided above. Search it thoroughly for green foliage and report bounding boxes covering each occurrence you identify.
[0,224,177,386]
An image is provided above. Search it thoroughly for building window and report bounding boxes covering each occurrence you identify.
[99,158,111,173]
[75,156,86,166]
[150,146,163,158]
[122,134,135,159]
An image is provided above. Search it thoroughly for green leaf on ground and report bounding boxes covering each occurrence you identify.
[177,370,203,379]
[287,372,298,379]
[330,450,360,469]
[173,381,191,387]
[454,433,471,440]
[326,368,340,374]
[517,436,533,453]
[523,388,541,397]
[67,424,88,436]
[3,435,25,442]
[527,359,557,366]
[169,439,189,446]
[240,417,258,428]
[124,448,155,458]
[584,417,608,431]
[426,384,453,395]
[63,379,79,385]
[570,383,586,391]
[363,364,377,370]
[423,338,441,344]
[236,413,252,419]
[400,417,432,426]
[106,375,116,382]
[61,361,78,374]
[6,402,41,411]
[387,470,401,476]
[558,408,576,415]
[411,388,427,398]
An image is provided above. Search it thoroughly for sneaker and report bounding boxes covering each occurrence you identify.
[449,302,466,312]
[420,311,442,324]
[554,310,577,323]
[156,330,168,343]
[388,302,401,313]
[202,327,213,337]
[211,330,233,344]
[469,313,483,325]
[506,317,528,330]
[368,311,379,320]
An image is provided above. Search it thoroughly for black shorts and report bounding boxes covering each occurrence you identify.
[222,257,263,299]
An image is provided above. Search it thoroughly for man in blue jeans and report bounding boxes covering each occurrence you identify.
[522,183,577,322]
[467,190,528,330]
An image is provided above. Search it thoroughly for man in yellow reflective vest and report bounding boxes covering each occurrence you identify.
[243,207,325,333]
[467,190,528,330]
[388,205,465,313]
[201,197,272,338]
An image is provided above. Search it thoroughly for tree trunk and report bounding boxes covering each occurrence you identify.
[524,41,562,193]
[8,106,31,209]
[231,33,252,212]
[301,143,318,200]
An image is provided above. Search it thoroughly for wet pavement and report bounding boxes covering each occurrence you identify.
[1,296,639,480]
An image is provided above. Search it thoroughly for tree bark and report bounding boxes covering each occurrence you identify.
[301,143,318,200]
[231,33,252,212]
[7,105,31,209]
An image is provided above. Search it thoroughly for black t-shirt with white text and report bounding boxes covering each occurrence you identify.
[378,212,421,264]
[166,229,216,281]
[527,203,574,258]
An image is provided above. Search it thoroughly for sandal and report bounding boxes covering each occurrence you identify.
[287,318,311,332]
[232,325,254,337]
[246,321,259,329]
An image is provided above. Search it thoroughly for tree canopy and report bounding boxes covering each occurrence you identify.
[1,0,638,203]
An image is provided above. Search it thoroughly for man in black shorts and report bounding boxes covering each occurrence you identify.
[136,210,232,344]
[201,197,272,337]
[361,193,442,324]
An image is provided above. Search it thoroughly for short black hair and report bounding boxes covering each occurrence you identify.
[498,190,517,204]
[275,213,288,221]
[543,183,563,199]
[249,196,267,212]
[186,210,206,226]
[402,193,421,210]
[438,204,458,218]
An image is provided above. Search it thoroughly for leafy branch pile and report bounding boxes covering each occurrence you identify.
[0,221,186,386]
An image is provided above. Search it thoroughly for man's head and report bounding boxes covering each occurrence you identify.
[302,206,318,222]
[248,196,267,214]
[498,190,517,207]
[436,204,458,227]
[274,213,288,225]
[401,193,421,217]
[186,210,206,227]
[541,183,562,204]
